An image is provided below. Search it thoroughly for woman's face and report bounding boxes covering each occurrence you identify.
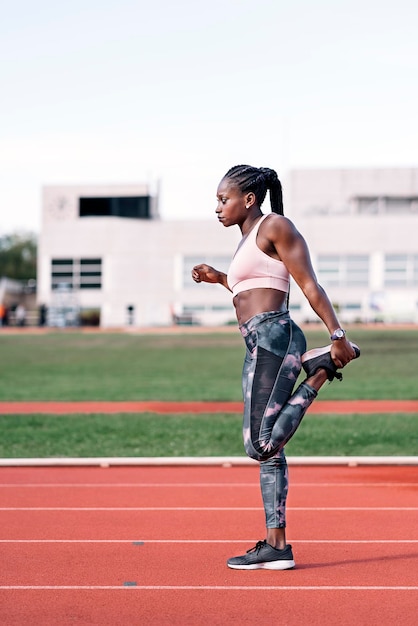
[215,178,247,227]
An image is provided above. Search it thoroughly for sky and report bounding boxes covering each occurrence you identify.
[1,0,417,235]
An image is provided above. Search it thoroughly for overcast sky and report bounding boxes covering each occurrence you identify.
[1,0,417,235]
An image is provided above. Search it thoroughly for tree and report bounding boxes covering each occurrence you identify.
[0,232,37,281]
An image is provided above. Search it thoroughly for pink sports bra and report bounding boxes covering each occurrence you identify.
[227,214,290,297]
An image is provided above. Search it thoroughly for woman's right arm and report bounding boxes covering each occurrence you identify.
[192,264,231,291]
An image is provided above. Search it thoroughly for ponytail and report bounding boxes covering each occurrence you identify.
[259,167,284,215]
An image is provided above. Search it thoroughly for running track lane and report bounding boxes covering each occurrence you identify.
[1,400,418,413]
[0,464,417,625]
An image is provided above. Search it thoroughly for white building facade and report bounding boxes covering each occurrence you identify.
[37,169,418,327]
[37,183,239,327]
[288,168,418,324]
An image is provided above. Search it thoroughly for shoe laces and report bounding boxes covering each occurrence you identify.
[247,540,267,554]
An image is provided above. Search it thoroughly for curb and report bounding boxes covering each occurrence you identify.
[0,456,417,467]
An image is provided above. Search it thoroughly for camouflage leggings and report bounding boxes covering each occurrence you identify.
[240,311,317,528]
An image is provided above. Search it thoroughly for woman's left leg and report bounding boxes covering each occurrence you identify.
[260,450,289,549]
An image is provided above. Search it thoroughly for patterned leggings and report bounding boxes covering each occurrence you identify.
[240,311,317,528]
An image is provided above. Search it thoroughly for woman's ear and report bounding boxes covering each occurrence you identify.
[245,192,256,208]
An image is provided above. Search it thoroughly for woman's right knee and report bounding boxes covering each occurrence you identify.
[244,440,263,462]
[244,440,278,463]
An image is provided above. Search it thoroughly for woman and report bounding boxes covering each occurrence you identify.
[192,165,360,571]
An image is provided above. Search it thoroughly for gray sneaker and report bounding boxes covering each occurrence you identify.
[301,342,360,382]
[227,540,295,570]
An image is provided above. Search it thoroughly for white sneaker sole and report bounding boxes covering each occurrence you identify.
[301,342,360,364]
[227,559,296,570]
[301,345,331,363]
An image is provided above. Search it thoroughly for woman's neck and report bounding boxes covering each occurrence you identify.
[240,209,263,236]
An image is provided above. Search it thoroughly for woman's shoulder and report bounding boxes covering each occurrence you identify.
[261,213,297,239]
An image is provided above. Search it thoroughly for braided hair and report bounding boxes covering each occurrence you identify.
[223,165,284,215]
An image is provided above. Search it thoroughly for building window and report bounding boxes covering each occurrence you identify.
[317,255,340,287]
[183,304,232,313]
[317,255,369,287]
[384,254,418,287]
[183,255,231,288]
[79,196,151,219]
[343,303,362,310]
[346,255,370,286]
[51,259,74,290]
[79,258,102,289]
[355,196,418,215]
[51,258,102,290]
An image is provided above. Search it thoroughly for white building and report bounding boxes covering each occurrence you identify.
[37,183,239,327]
[288,168,418,324]
[37,169,418,327]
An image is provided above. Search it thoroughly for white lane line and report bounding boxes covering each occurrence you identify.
[0,585,417,591]
[1,506,417,511]
[0,539,417,544]
[1,482,417,488]
[3,484,261,488]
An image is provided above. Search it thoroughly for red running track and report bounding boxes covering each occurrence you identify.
[0,464,417,625]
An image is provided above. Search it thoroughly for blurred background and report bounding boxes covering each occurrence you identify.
[1,0,417,328]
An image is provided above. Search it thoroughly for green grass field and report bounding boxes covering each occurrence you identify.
[0,327,417,458]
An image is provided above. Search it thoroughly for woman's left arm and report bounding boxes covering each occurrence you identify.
[268,216,356,367]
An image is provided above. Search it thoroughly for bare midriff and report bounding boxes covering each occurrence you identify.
[233,288,288,326]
